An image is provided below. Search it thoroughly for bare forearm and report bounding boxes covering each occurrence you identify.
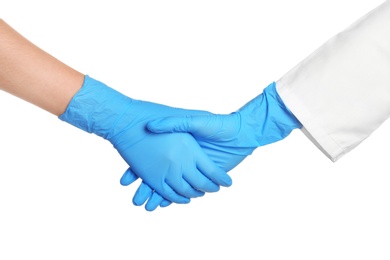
[0,19,84,116]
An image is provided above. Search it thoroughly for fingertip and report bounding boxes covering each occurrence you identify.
[221,175,233,187]
[160,200,172,207]
[191,190,206,197]
[193,190,206,198]
[145,193,165,211]
[213,169,233,187]
[146,120,163,133]
[132,182,152,206]
[196,182,220,193]
[145,203,157,212]
[133,191,148,206]
[120,167,139,186]
[208,184,220,193]
[132,197,144,206]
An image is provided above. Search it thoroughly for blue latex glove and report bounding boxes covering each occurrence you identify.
[121,82,302,210]
[59,75,232,204]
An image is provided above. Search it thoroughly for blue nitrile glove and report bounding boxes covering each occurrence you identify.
[59,75,232,204]
[121,82,302,211]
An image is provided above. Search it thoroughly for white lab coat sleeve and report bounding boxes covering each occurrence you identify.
[276,1,390,162]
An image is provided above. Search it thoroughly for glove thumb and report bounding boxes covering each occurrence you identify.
[147,116,195,133]
[147,114,230,138]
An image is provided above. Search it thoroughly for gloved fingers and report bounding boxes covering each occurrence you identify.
[145,192,165,212]
[127,162,192,205]
[157,187,191,204]
[151,176,192,204]
[133,182,176,210]
[165,176,205,198]
[182,168,220,192]
[160,199,172,207]
[133,177,191,205]
[120,167,139,186]
[133,181,153,206]
[196,149,232,187]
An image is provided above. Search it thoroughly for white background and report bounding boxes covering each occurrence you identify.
[0,1,389,259]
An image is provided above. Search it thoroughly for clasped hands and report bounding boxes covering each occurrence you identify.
[60,75,301,211]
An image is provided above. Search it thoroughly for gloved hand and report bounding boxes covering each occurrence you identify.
[121,82,302,210]
[59,75,232,204]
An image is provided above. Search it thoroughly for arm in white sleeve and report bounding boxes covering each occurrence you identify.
[276,1,390,162]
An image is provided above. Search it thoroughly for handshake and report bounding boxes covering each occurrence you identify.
[60,75,302,211]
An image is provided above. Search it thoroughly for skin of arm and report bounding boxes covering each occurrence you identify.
[0,18,84,116]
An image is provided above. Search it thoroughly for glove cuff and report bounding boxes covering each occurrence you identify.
[260,82,302,145]
[59,75,133,139]
[238,82,302,146]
